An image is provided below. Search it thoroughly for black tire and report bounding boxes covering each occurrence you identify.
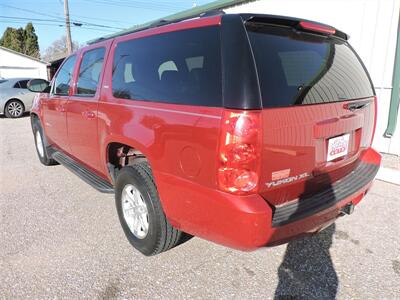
[32,120,58,166]
[115,161,183,256]
[5,99,25,118]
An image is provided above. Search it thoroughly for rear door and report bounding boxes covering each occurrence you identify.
[246,22,376,206]
[67,46,106,170]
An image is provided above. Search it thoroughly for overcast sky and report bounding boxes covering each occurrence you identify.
[0,0,212,53]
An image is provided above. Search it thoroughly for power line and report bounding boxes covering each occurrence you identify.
[0,3,65,22]
[0,19,117,33]
[0,15,65,24]
[106,0,190,8]
[0,20,64,26]
[0,1,198,40]
[80,0,188,12]
[0,16,121,31]
[66,13,132,26]
[0,3,125,30]
[0,2,132,26]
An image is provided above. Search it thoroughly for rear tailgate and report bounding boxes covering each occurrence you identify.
[246,20,377,207]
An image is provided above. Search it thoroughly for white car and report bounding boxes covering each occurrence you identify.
[0,78,38,118]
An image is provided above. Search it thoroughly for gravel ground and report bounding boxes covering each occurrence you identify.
[0,115,399,299]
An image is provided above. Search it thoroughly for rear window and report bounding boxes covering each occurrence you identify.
[247,24,374,108]
[112,26,222,107]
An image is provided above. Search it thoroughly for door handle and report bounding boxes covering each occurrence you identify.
[343,100,371,112]
[83,110,96,119]
[57,105,66,112]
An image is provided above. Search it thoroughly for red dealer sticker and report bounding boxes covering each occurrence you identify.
[327,133,350,161]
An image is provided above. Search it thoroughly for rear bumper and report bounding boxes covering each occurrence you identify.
[271,157,380,227]
[155,147,381,250]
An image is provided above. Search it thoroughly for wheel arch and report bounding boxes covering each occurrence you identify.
[5,98,25,109]
[30,112,40,125]
[105,140,152,183]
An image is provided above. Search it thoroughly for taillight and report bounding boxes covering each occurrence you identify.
[218,110,262,194]
[299,21,336,35]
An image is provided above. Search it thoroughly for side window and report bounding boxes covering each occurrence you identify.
[18,80,28,89]
[53,55,76,95]
[76,48,105,96]
[13,82,21,88]
[112,26,222,107]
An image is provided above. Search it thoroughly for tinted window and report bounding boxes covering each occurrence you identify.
[76,48,105,96]
[16,80,28,89]
[54,55,76,95]
[112,26,222,107]
[247,25,374,108]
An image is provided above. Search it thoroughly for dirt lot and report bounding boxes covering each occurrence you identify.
[0,115,399,299]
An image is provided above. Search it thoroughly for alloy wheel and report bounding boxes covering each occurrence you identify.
[7,101,23,117]
[121,184,149,239]
[35,130,44,158]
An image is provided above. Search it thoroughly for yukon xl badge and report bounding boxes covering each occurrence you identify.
[265,172,310,188]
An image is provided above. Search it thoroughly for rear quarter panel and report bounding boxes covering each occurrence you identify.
[97,20,223,219]
[97,98,223,217]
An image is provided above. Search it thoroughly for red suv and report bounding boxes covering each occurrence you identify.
[28,13,381,256]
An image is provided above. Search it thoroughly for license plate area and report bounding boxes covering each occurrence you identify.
[327,134,350,161]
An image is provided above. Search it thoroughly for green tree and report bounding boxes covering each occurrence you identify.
[0,23,40,59]
[0,27,24,53]
[23,23,40,59]
[0,28,13,48]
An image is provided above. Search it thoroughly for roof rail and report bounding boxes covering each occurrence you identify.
[87,0,253,44]
[88,11,223,45]
[200,9,226,17]
[146,10,225,30]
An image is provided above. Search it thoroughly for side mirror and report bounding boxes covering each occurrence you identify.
[27,79,51,93]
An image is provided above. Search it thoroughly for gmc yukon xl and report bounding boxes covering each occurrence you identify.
[28,13,381,256]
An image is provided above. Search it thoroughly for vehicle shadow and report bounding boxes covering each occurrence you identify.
[274,173,338,300]
[0,112,30,119]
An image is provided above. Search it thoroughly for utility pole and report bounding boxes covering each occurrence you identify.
[64,0,72,54]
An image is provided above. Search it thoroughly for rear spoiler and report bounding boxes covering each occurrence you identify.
[240,14,349,40]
